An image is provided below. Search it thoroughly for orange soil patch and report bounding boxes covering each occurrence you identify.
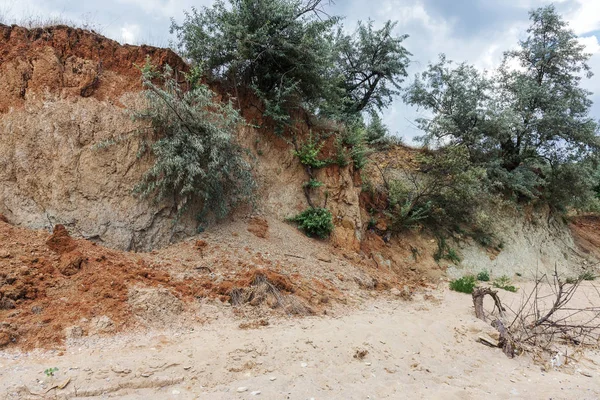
[0,221,338,350]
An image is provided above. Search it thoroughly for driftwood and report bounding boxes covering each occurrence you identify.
[472,287,515,358]
[491,319,517,358]
[472,287,505,321]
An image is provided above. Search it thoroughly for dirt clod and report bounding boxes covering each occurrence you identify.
[46,225,77,254]
[247,217,269,239]
[58,251,85,276]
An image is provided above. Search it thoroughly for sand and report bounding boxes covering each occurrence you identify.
[1,286,599,400]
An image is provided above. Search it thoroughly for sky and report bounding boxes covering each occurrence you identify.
[1,0,599,142]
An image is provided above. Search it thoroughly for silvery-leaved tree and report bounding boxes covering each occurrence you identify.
[171,0,411,132]
[133,63,255,221]
[404,5,600,210]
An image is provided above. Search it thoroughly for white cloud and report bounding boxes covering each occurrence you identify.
[120,23,140,44]
[579,35,600,54]
[564,0,600,35]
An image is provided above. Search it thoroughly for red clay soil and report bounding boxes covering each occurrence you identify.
[0,24,187,112]
[0,219,340,350]
[570,214,600,260]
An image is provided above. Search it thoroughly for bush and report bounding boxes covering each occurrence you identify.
[303,179,323,189]
[288,207,334,238]
[493,276,518,292]
[580,271,596,281]
[477,270,490,282]
[294,134,329,169]
[433,237,461,264]
[449,276,477,294]
[130,62,255,220]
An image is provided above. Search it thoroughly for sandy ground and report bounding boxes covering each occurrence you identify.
[2,286,599,400]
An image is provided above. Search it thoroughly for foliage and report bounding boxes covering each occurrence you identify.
[303,178,323,189]
[404,5,600,211]
[44,367,58,378]
[449,276,477,294]
[579,271,596,281]
[477,270,490,282]
[294,134,328,169]
[385,146,488,232]
[131,63,255,220]
[172,0,411,128]
[365,111,390,146]
[433,237,461,264]
[333,20,411,115]
[288,207,334,238]
[493,276,518,292]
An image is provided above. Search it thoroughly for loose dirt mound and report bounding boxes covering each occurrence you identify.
[0,219,346,350]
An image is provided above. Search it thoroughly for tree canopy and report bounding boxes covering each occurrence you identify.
[404,5,600,209]
[171,0,411,128]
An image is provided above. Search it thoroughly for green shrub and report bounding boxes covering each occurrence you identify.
[433,237,461,264]
[288,207,334,238]
[127,63,254,220]
[492,276,518,292]
[449,276,477,294]
[477,270,490,282]
[580,271,596,281]
[303,179,323,189]
[567,271,597,284]
[294,134,328,169]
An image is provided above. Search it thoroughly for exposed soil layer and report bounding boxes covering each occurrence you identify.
[0,24,187,112]
[0,217,425,351]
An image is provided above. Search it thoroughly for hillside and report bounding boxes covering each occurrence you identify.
[1,24,600,398]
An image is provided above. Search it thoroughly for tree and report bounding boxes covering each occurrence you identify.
[404,6,600,209]
[171,0,340,127]
[171,0,411,128]
[131,63,255,220]
[335,20,411,115]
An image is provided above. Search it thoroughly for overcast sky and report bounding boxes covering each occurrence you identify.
[1,0,599,142]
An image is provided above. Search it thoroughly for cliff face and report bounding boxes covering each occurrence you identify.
[0,25,195,250]
[0,24,596,278]
[0,24,185,112]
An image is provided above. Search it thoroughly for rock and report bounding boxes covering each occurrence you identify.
[237,387,248,393]
[0,214,8,223]
[0,332,10,347]
[65,326,84,339]
[111,365,131,374]
[314,251,332,263]
[389,288,401,297]
[373,252,391,269]
[0,25,191,251]
[31,305,43,314]
[251,391,261,395]
[58,251,85,276]
[0,250,11,259]
[269,377,277,381]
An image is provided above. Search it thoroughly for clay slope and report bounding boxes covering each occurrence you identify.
[0,24,186,112]
[0,25,195,250]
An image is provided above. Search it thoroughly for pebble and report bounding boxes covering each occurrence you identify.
[251,391,261,395]
[172,389,180,395]
[365,362,372,366]
[301,362,308,368]
[237,387,248,393]
[269,376,277,381]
